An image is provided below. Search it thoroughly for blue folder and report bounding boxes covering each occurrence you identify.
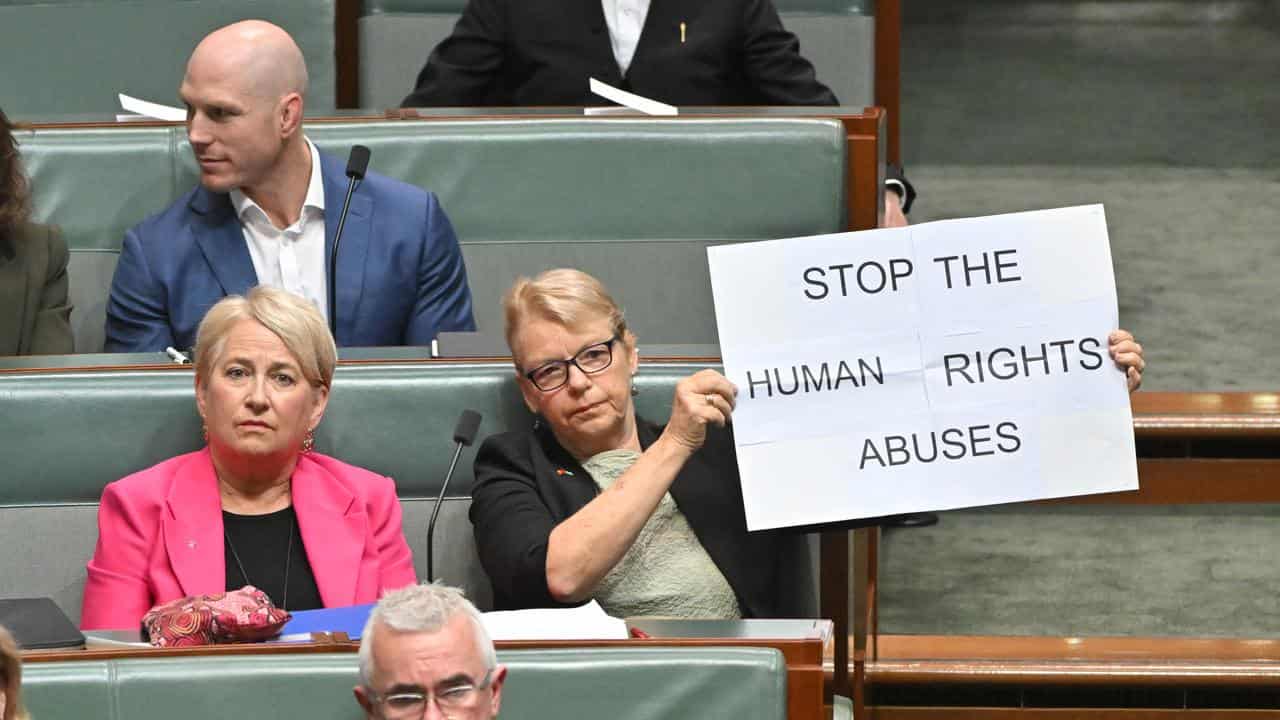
[280,603,375,639]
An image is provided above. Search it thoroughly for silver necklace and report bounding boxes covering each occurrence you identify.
[224,512,294,611]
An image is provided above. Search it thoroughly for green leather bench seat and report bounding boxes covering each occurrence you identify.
[22,648,786,720]
[300,119,845,347]
[20,128,181,353]
[0,359,817,623]
[771,0,877,107]
[358,0,469,110]
[18,118,846,352]
[0,0,337,119]
[359,0,875,109]
[0,361,714,504]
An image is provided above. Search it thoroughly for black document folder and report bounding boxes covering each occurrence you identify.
[0,597,85,649]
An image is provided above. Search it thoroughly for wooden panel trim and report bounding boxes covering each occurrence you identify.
[1044,458,1280,505]
[1135,415,1280,438]
[821,635,1280,688]
[873,0,902,166]
[868,710,1280,720]
[866,660,1280,687]
[335,0,360,108]
[1132,392,1280,437]
[822,531,853,702]
[27,636,822,665]
[874,634,1280,662]
[25,637,357,662]
[0,356,730,376]
[1132,392,1280,415]
[840,108,887,230]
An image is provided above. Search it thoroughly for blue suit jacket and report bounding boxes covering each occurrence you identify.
[105,151,475,352]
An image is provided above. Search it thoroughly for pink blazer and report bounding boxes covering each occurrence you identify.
[81,449,418,630]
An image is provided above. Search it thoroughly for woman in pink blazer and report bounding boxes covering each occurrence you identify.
[81,287,417,630]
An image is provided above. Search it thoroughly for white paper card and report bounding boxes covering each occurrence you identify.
[118,93,186,122]
[707,205,1139,530]
[481,600,629,640]
[588,78,678,116]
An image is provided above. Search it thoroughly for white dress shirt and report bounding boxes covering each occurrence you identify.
[601,0,651,75]
[230,139,329,323]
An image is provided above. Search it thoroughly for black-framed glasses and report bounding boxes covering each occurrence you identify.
[369,667,494,719]
[523,335,619,392]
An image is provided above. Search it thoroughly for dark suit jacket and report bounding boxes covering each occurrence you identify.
[0,222,74,356]
[105,151,476,352]
[403,0,838,107]
[403,0,915,209]
[470,417,807,617]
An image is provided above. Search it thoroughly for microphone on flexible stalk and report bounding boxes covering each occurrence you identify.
[427,409,483,582]
[328,145,371,339]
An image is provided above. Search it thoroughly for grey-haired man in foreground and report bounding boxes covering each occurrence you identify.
[356,584,506,719]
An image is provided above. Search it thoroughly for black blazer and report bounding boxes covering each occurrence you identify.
[0,222,73,356]
[470,418,808,617]
[403,0,838,107]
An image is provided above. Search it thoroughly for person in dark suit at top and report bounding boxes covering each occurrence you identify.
[404,0,836,108]
[107,20,475,353]
[0,106,74,356]
[402,0,915,226]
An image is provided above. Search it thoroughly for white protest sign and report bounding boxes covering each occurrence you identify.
[707,205,1138,531]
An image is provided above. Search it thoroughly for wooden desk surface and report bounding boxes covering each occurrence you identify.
[1133,391,1280,437]
[859,634,1280,688]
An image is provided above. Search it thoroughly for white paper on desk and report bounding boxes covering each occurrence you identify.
[118,93,186,122]
[481,600,628,640]
[707,205,1139,531]
[82,631,150,648]
[588,78,678,116]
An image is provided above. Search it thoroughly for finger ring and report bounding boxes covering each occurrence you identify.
[705,394,715,406]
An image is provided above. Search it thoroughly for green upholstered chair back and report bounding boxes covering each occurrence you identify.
[772,0,877,107]
[298,119,845,344]
[18,127,181,353]
[358,0,875,109]
[0,0,337,119]
[0,360,816,623]
[22,648,786,720]
[19,118,845,352]
[359,0,469,110]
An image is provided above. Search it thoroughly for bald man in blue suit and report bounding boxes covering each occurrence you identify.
[106,21,474,353]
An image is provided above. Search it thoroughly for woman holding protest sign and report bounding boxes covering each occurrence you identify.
[470,268,1145,618]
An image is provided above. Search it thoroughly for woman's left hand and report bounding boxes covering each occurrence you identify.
[1109,329,1145,393]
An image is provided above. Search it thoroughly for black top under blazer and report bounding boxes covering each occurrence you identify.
[469,417,808,617]
[403,0,839,108]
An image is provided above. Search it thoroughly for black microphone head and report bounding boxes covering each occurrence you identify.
[453,410,482,447]
[346,145,371,180]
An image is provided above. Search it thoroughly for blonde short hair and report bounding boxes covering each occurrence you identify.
[0,625,29,720]
[194,286,337,389]
[503,269,629,360]
[358,583,494,689]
